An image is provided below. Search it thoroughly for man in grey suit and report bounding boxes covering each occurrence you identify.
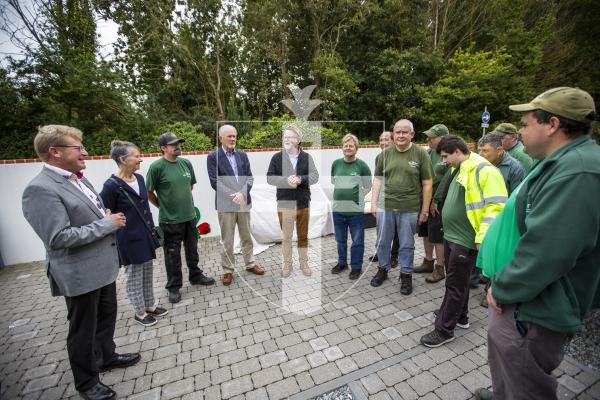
[22,125,141,400]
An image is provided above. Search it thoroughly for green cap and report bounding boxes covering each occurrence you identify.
[423,124,449,138]
[509,87,596,123]
[492,122,518,135]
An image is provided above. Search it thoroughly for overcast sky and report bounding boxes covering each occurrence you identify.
[0,8,119,67]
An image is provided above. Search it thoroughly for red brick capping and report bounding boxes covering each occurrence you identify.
[1,143,478,164]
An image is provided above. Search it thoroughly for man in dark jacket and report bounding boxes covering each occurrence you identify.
[475,87,600,400]
[207,125,264,286]
[267,124,319,277]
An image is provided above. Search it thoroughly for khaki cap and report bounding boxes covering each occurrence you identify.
[492,123,518,135]
[509,87,595,123]
[423,124,449,138]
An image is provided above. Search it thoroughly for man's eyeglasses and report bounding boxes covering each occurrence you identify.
[53,145,86,152]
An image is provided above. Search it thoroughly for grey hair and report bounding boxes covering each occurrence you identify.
[218,124,237,137]
[393,119,414,133]
[478,133,503,149]
[110,140,139,165]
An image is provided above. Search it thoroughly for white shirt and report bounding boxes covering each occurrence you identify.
[44,163,106,216]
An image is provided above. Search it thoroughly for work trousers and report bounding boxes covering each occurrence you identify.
[488,304,568,400]
[161,219,203,292]
[435,240,477,337]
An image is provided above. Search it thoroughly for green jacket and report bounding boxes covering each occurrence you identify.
[496,152,525,195]
[507,141,534,172]
[491,136,600,333]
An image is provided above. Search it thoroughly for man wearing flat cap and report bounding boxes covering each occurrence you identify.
[414,124,449,283]
[474,87,600,400]
[147,132,215,303]
[493,122,534,172]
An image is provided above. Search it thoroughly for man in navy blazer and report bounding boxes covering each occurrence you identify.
[22,125,140,400]
[207,125,264,286]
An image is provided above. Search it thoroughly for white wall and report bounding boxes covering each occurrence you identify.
[0,147,381,266]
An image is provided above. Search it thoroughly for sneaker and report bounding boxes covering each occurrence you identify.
[349,269,361,280]
[369,254,378,262]
[331,263,348,274]
[474,388,493,400]
[147,306,168,317]
[420,329,455,348]
[414,258,435,273]
[134,314,157,327]
[400,272,413,295]
[370,267,388,287]
[168,290,181,303]
[456,317,470,329]
[433,310,469,329]
[190,273,216,286]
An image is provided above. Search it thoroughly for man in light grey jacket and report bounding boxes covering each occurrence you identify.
[22,125,140,400]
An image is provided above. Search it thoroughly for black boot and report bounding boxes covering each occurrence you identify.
[400,272,413,295]
[370,267,388,287]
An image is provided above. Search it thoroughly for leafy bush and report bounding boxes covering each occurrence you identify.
[154,122,215,153]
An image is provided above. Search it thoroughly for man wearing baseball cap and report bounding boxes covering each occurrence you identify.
[493,122,534,172]
[474,87,600,400]
[414,124,449,283]
[146,132,215,304]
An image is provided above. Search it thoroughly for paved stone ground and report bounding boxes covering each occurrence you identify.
[1,228,599,400]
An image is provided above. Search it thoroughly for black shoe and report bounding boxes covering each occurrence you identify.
[349,269,361,280]
[134,314,157,327]
[370,267,388,287]
[400,272,413,295]
[100,353,141,372]
[391,256,399,268]
[147,306,169,317]
[369,254,378,262]
[331,263,348,274]
[420,329,455,348]
[79,382,116,400]
[190,273,216,286]
[168,290,181,303]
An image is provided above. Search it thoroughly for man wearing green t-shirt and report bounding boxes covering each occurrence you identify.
[370,119,433,295]
[331,134,372,280]
[420,135,506,348]
[147,133,215,303]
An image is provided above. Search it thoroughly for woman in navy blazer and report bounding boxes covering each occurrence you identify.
[100,141,168,327]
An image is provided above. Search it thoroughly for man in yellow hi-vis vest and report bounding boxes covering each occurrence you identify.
[420,135,507,348]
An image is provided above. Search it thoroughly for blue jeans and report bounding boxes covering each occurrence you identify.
[333,212,365,270]
[376,209,418,272]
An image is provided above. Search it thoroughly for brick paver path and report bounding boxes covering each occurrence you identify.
[1,228,599,399]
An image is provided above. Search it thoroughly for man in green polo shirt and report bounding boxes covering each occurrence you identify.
[495,122,534,172]
[147,132,215,303]
[331,134,372,280]
[370,119,433,295]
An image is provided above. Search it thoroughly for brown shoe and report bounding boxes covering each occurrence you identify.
[222,273,233,286]
[425,264,445,283]
[414,258,435,273]
[281,265,292,278]
[246,265,265,275]
[300,264,312,277]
